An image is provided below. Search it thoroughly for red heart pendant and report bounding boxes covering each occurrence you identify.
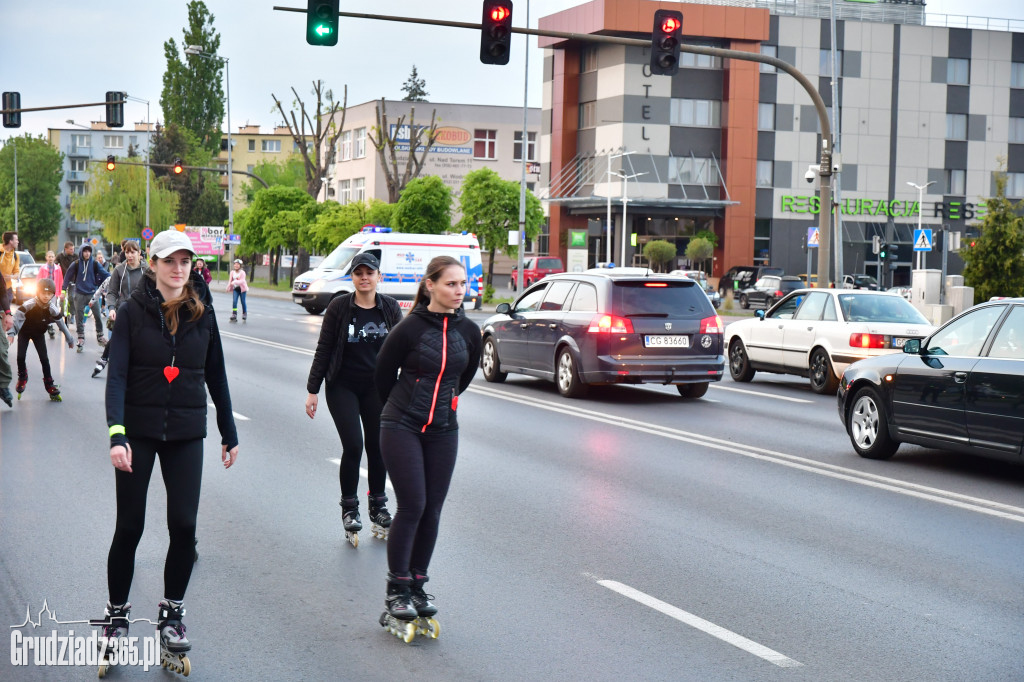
[164,366,179,383]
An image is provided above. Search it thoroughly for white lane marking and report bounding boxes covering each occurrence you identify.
[207,403,250,421]
[326,459,394,493]
[216,332,1024,524]
[597,580,803,668]
[710,384,813,403]
[469,384,1024,524]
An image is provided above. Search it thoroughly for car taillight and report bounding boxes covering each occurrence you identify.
[644,282,668,287]
[588,314,634,334]
[849,333,886,349]
[774,290,784,298]
[700,315,724,334]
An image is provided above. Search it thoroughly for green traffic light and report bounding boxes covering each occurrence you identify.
[306,0,339,46]
[315,24,331,36]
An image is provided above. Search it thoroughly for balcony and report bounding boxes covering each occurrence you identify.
[68,145,91,157]
[67,171,88,182]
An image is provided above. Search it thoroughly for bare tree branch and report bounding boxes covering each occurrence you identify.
[367,99,440,203]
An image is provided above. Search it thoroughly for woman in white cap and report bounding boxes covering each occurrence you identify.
[98,229,238,675]
[226,258,248,322]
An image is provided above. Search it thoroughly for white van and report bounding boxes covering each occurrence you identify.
[291,227,484,314]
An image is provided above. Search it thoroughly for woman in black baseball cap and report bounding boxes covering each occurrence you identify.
[305,251,403,547]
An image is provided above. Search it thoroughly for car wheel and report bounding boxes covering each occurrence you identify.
[556,347,588,398]
[718,287,727,299]
[847,386,898,459]
[304,305,324,315]
[739,294,749,309]
[728,339,755,382]
[481,337,507,383]
[677,382,709,399]
[766,297,775,308]
[809,348,840,395]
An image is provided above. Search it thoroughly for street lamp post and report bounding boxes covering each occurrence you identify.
[907,180,935,270]
[606,150,634,266]
[184,45,232,234]
[613,169,646,267]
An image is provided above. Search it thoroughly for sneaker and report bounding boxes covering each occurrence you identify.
[0,388,12,408]
[92,358,108,378]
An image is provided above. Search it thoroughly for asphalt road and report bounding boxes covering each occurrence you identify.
[1,290,1022,680]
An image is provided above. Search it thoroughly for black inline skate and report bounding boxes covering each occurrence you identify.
[0,387,11,408]
[157,599,191,676]
[380,573,420,642]
[43,377,61,402]
[409,572,441,639]
[368,493,392,541]
[341,496,362,547]
[92,601,130,679]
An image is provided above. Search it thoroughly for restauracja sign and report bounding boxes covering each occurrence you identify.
[780,195,987,220]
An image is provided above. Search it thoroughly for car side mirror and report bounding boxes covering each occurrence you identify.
[496,302,511,315]
[902,338,921,354]
[755,309,765,320]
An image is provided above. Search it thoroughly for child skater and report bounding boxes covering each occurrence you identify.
[8,278,75,401]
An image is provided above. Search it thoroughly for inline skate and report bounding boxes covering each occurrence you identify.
[368,493,392,541]
[92,601,130,678]
[0,388,11,408]
[379,573,425,643]
[76,338,84,353]
[157,599,191,676]
[43,377,61,402]
[409,573,440,639]
[15,371,27,399]
[340,496,361,547]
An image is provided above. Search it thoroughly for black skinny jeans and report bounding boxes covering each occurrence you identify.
[16,333,51,379]
[380,428,458,577]
[107,437,203,604]
[325,379,386,498]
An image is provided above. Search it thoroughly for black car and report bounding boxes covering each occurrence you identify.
[480,270,725,398]
[838,299,1024,462]
[737,275,804,310]
[719,265,784,298]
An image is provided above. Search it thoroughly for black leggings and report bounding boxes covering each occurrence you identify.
[107,438,203,604]
[379,428,458,576]
[16,333,51,378]
[325,380,386,498]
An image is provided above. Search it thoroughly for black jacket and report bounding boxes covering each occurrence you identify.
[374,303,481,434]
[306,292,403,394]
[105,271,237,449]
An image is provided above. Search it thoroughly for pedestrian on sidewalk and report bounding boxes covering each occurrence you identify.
[0,231,20,407]
[93,240,148,378]
[100,229,238,662]
[225,259,248,322]
[62,244,110,352]
[305,253,402,546]
[9,279,75,401]
[193,259,212,285]
[373,255,481,622]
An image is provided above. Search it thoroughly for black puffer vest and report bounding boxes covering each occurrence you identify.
[122,273,215,442]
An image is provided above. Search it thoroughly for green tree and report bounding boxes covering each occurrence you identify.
[401,65,429,102]
[962,168,1024,301]
[235,186,314,284]
[644,239,677,272]
[148,122,223,226]
[0,135,64,254]
[241,156,306,204]
[392,175,451,234]
[685,237,714,273]
[694,228,718,248]
[306,199,393,253]
[160,0,225,155]
[71,159,178,246]
[457,168,544,286]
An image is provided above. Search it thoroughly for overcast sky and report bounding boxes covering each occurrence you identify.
[2,0,1022,140]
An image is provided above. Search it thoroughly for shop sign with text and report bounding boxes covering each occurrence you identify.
[779,195,987,221]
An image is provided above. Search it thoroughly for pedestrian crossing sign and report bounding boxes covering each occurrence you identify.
[807,227,820,248]
[913,228,933,252]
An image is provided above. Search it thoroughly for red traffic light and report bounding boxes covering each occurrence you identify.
[660,16,681,33]
[172,158,184,175]
[490,5,510,21]
[105,155,116,171]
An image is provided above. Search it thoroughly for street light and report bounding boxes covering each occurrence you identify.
[907,180,935,269]
[606,150,635,266]
[612,169,647,267]
[65,119,91,129]
[184,44,233,234]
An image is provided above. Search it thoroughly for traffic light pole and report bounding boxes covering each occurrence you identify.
[0,98,126,116]
[272,5,834,282]
[93,159,269,188]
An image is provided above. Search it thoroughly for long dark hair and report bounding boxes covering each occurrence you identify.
[411,256,465,309]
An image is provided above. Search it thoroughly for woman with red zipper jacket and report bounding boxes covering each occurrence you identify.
[373,255,481,628]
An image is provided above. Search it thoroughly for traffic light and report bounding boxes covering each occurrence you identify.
[650,10,683,76]
[480,0,513,65]
[888,243,898,261]
[172,158,184,175]
[306,0,339,46]
[872,235,881,255]
[105,91,124,128]
[878,242,888,259]
[2,91,21,128]
[106,155,116,171]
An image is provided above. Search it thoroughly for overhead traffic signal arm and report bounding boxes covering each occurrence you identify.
[480,0,513,65]
[306,0,339,46]
[650,10,683,76]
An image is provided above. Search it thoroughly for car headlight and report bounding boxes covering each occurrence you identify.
[308,279,325,292]
[24,282,36,295]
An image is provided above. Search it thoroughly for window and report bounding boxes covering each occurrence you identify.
[822,295,838,321]
[540,281,576,312]
[576,155,596,183]
[669,157,716,185]
[926,304,1004,357]
[988,306,1024,359]
[670,99,721,127]
[354,128,366,158]
[569,283,598,312]
[760,45,777,73]
[1010,117,1024,144]
[769,296,800,319]
[70,184,86,196]
[339,131,352,161]
[756,160,773,187]
[514,131,537,162]
[473,129,498,159]
[262,139,281,153]
[70,158,89,172]
[679,51,721,69]
[103,135,123,148]
[352,177,365,202]
[514,283,549,313]
[819,49,843,77]
[578,102,596,129]
[580,46,598,73]
[218,162,228,176]
[795,292,829,321]
[946,169,966,194]
[248,139,256,152]
[946,113,967,140]
[338,179,351,204]
[222,189,230,201]
[1007,172,1024,198]
[293,141,312,153]
[1013,63,1024,89]
[758,103,775,130]
[947,58,970,85]
[129,136,138,147]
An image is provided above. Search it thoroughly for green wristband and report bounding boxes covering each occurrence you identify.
[109,425,126,437]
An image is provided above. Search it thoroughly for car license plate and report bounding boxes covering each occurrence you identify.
[645,335,689,348]
[892,337,908,348]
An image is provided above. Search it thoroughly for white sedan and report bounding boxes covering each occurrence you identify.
[724,289,934,394]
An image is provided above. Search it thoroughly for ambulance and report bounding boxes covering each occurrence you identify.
[291,227,485,314]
